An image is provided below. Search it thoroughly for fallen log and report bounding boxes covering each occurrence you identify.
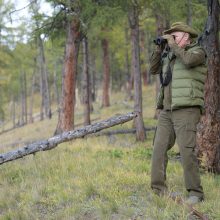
[0,112,138,165]
[93,126,156,136]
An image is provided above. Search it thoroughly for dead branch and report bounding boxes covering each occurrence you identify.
[9,0,36,22]
[170,194,209,220]
[93,126,156,136]
[0,112,137,165]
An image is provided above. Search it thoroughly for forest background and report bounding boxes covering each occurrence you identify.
[0,0,220,219]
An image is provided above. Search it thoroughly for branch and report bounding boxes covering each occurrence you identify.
[170,194,210,220]
[9,0,37,23]
[0,112,138,165]
[93,126,155,136]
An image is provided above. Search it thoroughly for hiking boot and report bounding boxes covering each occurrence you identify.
[185,196,204,205]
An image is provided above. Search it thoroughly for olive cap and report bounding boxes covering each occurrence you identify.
[164,22,198,38]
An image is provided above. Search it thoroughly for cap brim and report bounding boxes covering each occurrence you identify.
[164,27,198,38]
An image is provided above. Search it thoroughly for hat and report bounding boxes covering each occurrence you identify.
[164,22,198,38]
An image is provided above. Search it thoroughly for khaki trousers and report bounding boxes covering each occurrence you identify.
[151,107,204,198]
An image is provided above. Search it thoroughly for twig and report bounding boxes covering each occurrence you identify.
[9,0,37,23]
[169,194,209,220]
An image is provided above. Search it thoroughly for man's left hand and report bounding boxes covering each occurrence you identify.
[162,34,175,47]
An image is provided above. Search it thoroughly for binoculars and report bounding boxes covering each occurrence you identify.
[153,36,175,45]
[153,36,167,45]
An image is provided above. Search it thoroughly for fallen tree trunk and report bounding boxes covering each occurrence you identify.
[93,126,155,136]
[0,112,138,165]
[2,126,154,149]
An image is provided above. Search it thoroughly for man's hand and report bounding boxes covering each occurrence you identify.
[162,34,175,47]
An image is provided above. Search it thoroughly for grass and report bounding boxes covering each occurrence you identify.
[0,85,220,220]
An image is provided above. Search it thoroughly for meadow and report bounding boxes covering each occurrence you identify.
[0,85,219,220]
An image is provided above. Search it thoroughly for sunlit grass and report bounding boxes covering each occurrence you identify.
[0,85,219,219]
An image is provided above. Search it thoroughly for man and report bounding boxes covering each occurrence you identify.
[149,22,207,205]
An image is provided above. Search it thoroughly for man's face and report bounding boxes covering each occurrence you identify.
[171,31,190,48]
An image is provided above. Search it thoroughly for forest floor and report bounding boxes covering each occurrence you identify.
[0,85,219,220]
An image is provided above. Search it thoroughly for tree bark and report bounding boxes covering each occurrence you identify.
[90,54,96,102]
[20,70,27,126]
[53,65,60,108]
[82,36,91,126]
[29,69,36,124]
[196,0,220,173]
[129,2,146,141]
[101,36,110,107]
[38,36,51,119]
[154,13,165,119]
[0,112,138,165]
[128,24,134,101]
[124,27,132,100]
[186,0,192,26]
[54,18,80,135]
[140,30,148,86]
[11,96,16,128]
[146,32,152,85]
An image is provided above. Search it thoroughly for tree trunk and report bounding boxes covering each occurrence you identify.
[24,71,27,124]
[39,60,44,121]
[186,0,192,26]
[11,96,16,128]
[140,30,148,86]
[29,69,36,124]
[90,54,96,102]
[54,18,80,135]
[38,36,51,119]
[124,27,132,100]
[128,24,134,101]
[53,64,60,108]
[82,37,91,126]
[101,36,110,107]
[129,3,146,141]
[154,13,165,119]
[196,0,220,173]
[20,70,27,126]
[146,32,152,84]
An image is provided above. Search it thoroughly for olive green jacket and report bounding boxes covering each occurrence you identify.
[149,42,207,111]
